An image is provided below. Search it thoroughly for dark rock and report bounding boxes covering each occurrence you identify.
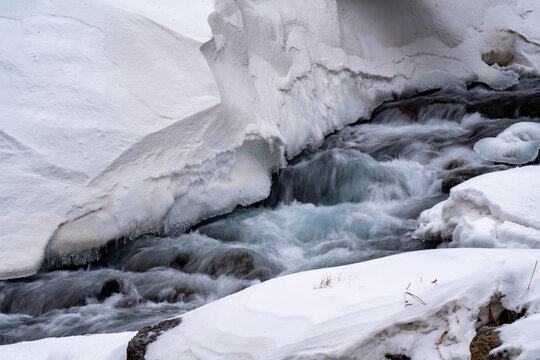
[174,287,196,300]
[208,248,256,278]
[244,267,273,282]
[99,278,123,300]
[399,106,418,121]
[385,354,411,360]
[441,170,478,194]
[445,159,464,170]
[470,326,505,360]
[170,253,190,270]
[519,94,540,119]
[126,317,182,360]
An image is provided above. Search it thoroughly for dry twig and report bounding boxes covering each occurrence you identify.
[527,260,538,291]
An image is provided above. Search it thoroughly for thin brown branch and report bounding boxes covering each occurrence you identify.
[527,260,538,291]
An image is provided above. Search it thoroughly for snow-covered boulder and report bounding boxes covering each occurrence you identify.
[474,122,540,165]
[415,166,540,248]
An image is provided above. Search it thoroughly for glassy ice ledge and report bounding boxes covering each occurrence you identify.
[2,0,540,280]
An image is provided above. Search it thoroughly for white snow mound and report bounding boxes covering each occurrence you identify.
[415,166,540,248]
[474,122,540,165]
[142,249,540,360]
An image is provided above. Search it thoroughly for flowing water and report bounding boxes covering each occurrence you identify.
[1,80,539,344]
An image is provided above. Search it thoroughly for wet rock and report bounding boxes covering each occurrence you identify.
[399,106,418,121]
[174,287,196,300]
[126,317,182,360]
[385,354,411,360]
[445,159,464,170]
[99,278,123,300]
[208,248,256,278]
[441,170,478,194]
[519,93,540,119]
[469,326,505,360]
[170,253,190,270]
[245,267,273,282]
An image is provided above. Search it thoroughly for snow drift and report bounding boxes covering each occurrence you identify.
[2,0,540,279]
[415,165,540,248]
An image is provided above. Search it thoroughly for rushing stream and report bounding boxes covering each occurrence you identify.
[1,80,539,344]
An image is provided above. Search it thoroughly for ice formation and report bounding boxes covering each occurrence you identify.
[414,166,540,248]
[474,122,540,165]
[2,0,540,279]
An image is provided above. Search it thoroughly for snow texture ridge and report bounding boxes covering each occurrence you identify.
[2,0,540,279]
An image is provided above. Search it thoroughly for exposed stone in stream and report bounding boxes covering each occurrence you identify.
[126,317,182,360]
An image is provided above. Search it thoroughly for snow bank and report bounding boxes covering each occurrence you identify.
[0,0,220,278]
[139,249,540,359]
[0,332,134,360]
[474,122,540,165]
[414,166,540,248]
[203,0,540,158]
[2,0,540,279]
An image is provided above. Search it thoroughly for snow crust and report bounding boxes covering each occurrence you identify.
[142,249,540,360]
[2,0,540,279]
[415,166,540,248]
[474,122,540,165]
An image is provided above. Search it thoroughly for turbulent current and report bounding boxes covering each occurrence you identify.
[1,81,539,344]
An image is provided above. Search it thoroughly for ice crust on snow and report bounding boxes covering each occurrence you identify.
[2,0,540,279]
[2,249,540,359]
[474,122,540,165]
[415,166,540,248]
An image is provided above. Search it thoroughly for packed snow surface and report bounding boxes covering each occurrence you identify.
[415,165,540,248]
[474,122,540,165]
[2,249,540,359]
[2,0,540,279]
